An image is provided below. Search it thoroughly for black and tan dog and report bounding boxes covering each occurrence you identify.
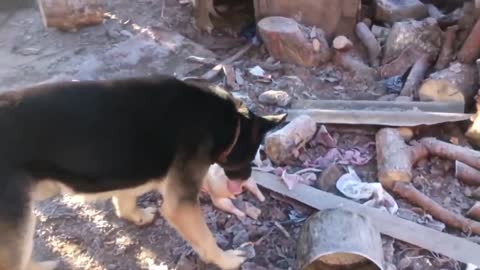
[0,75,286,270]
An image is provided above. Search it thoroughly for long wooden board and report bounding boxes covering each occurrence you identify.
[254,171,480,266]
[286,109,472,127]
[291,99,465,113]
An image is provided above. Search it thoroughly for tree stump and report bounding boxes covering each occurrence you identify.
[418,62,478,106]
[37,0,104,32]
[257,16,331,67]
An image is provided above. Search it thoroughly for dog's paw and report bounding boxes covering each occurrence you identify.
[214,249,247,270]
[29,260,59,270]
[135,206,157,226]
[122,206,157,226]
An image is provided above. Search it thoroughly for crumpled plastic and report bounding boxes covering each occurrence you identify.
[336,167,398,214]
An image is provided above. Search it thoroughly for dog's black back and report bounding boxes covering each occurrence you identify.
[0,75,284,193]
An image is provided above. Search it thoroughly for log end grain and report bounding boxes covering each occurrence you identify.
[258,16,331,67]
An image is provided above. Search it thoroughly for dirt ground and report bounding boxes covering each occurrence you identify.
[0,0,478,269]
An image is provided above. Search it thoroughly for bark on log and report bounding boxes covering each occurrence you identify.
[356,22,381,67]
[376,128,429,189]
[257,16,331,67]
[383,18,442,65]
[264,115,317,165]
[400,54,431,97]
[467,202,480,221]
[456,161,480,186]
[421,137,480,169]
[418,62,478,105]
[380,47,426,78]
[457,18,480,64]
[37,0,104,32]
[434,25,459,70]
[392,182,480,235]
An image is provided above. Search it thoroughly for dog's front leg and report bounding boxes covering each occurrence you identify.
[160,177,246,269]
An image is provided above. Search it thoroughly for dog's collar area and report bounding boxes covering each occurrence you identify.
[217,118,241,163]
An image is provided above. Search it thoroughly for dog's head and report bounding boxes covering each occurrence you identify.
[217,108,287,182]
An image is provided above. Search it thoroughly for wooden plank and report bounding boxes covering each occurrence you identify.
[287,109,472,127]
[254,171,480,266]
[291,99,465,113]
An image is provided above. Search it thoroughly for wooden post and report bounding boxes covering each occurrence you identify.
[37,0,104,32]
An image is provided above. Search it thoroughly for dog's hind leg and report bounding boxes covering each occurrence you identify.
[112,191,157,226]
[160,163,246,270]
[0,171,57,270]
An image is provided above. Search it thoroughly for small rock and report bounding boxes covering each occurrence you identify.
[107,28,121,39]
[244,202,262,220]
[333,85,345,91]
[249,65,267,77]
[214,233,229,248]
[17,47,41,56]
[315,164,343,192]
[375,0,428,23]
[238,242,256,259]
[258,90,292,107]
[232,229,249,247]
[120,30,133,38]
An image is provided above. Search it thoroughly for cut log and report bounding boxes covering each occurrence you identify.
[257,16,331,67]
[332,35,353,52]
[376,128,429,188]
[421,137,480,169]
[355,22,381,67]
[37,0,104,32]
[264,115,317,165]
[383,18,442,65]
[380,47,426,78]
[456,161,480,186]
[392,182,480,235]
[457,18,480,64]
[418,62,478,105]
[434,25,460,70]
[253,0,361,39]
[400,54,431,97]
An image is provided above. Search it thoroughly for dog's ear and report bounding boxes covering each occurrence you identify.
[252,113,288,140]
